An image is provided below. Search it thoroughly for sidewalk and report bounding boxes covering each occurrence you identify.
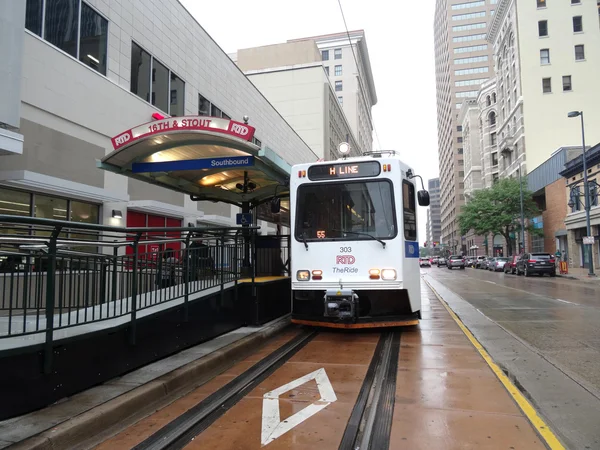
[556,266,600,283]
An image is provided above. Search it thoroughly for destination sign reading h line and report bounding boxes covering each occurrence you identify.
[131,156,255,173]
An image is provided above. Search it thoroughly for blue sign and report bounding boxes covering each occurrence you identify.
[405,241,419,258]
[132,156,254,173]
[236,213,253,225]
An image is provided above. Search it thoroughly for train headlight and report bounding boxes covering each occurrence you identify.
[369,269,380,280]
[312,270,323,280]
[296,270,310,281]
[381,269,397,280]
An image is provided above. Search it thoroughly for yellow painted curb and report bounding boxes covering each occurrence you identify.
[424,278,565,450]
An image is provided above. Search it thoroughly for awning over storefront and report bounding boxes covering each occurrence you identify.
[98,116,291,208]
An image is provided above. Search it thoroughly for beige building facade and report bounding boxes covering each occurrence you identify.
[235,41,360,160]
[488,0,600,174]
[434,0,497,254]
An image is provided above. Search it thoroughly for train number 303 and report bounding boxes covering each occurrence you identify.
[340,247,352,253]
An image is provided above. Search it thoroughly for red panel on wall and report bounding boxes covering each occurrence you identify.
[166,218,182,253]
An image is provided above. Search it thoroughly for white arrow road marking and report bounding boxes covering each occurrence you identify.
[261,368,337,446]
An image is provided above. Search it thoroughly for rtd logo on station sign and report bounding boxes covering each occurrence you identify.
[111,116,256,150]
[336,255,356,265]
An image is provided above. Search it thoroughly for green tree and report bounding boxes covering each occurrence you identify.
[458,178,541,256]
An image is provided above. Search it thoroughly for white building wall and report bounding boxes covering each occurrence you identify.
[0,0,317,232]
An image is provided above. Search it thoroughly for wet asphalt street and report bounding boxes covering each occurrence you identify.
[425,266,600,449]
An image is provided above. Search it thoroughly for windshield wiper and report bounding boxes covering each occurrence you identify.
[332,229,386,249]
[300,232,309,251]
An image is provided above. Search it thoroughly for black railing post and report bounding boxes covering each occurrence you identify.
[183,231,192,322]
[43,226,62,375]
[251,229,259,326]
[112,245,118,304]
[129,232,142,345]
[220,233,225,303]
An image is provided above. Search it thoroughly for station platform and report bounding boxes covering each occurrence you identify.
[5,280,563,450]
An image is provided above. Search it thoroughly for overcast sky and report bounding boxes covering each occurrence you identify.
[180,0,439,242]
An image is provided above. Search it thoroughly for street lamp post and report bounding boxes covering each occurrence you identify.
[568,111,595,276]
[517,165,525,254]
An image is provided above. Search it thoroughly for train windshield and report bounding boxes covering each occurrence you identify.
[295,180,397,242]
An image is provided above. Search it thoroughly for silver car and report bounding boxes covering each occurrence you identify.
[489,257,509,271]
[437,257,447,267]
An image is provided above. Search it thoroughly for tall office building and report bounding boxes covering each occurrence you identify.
[434,0,496,253]
[427,178,442,244]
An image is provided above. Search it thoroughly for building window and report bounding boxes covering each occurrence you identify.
[451,1,485,9]
[542,77,552,93]
[492,173,499,184]
[457,137,463,143]
[538,20,548,37]
[457,125,463,132]
[322,50,329,61]
[458,148,464,154]
[540,49,550,65]
[562,75,572,91]
[338,96,343,105]
[453,33,487,43]
[455,55,488,65]
[573,16,583,32]
[454,44,488,53]
[335,80,343,92]
[455,78,488,87]
[571,0,581,3]
[198,94,210,116]
[131,42,185,115]
[334,48,342,59]
[575,44,585,60]
[570,186,581,212]
[211,104,222,118]
[454,66,488,76]
[452,22,486,32]
[459,171,464,177]
[490,133,497,146]
[537,0,546,7]
[25,0,108,76]
[324,66,329,75]
[335,65,342,76]
[492,92,496,103]
[452,11,486,21]
[590,182,599,207]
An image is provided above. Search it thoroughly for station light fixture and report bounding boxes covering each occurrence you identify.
[111,210,123,219]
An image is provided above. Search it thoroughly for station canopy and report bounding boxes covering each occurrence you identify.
[99,116,291,208]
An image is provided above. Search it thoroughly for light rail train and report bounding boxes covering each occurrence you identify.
[288,147,430,328]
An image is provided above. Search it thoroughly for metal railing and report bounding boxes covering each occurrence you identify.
[0,215,270,372]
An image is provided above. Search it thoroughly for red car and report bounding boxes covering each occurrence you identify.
[503,255,520,274]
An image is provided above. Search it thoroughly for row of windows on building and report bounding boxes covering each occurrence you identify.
[324,65,343,76]
[322,48,342,61]
[452,22,486,32]
[538,15,585,37]
[25,0,108,76]
[542,75,576,93]
[537,0,583,7]
[540,45,585,65]
[453,33,487,43]
[24,0,262,146]
[454,44,488,54]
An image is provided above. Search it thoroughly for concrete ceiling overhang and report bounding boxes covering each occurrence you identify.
[98,116,291,207]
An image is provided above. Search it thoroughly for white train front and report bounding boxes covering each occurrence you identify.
[289,151,430,329]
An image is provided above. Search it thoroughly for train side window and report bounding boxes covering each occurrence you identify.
[402,181,417,241]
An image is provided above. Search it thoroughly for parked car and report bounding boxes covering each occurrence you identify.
[475,256,487,269]
[516,252,556,277]
[503,255,520,274]
[419,257,431,267]
[447,255,465,270]
[484,257,496,270]
[431,257,439,265]
[465,257,474,267]
[489,257,510,272]
[437,257,447,267]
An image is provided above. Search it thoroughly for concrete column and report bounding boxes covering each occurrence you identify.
[566,229,578,268]
[0,1,25,155]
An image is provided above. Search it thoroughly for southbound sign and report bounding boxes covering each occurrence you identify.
[111,116,256,150]
[132,156,254,173]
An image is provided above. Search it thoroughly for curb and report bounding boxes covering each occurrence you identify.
[9,316,291,450]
